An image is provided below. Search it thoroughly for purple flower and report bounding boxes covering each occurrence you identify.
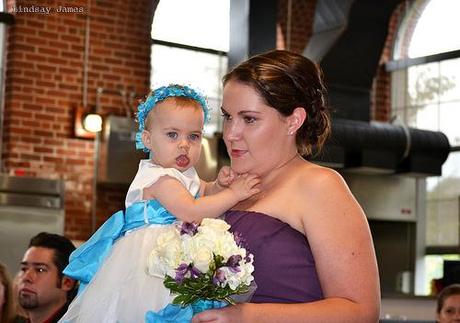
[174,263,202,283]
[180,222,198,236]
[212,268,226,285]
[226,255,242,273]
[190,265,202,279]
[175,263,190,283]
[233,231,246,247]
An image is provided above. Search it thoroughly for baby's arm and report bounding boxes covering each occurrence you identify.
[144,174,259,223]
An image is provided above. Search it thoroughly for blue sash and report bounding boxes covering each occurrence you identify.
[63,200,176,292]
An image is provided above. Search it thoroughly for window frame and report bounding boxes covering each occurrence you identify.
[387,40,460,257]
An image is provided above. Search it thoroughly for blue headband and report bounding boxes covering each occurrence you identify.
[135,84,210,152]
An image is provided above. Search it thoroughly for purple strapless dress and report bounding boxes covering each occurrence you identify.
[224,210,324,303]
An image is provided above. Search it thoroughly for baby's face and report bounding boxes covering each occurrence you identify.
[142,98,204,171]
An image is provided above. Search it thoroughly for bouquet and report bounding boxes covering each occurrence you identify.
[146,218,255,308]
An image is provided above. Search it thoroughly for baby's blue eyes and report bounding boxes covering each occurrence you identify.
[166,132,178,139]
[189,133,201,141]
[165,132,201,141]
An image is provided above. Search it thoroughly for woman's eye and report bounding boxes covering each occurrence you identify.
[189,133,201,141]
[244,116,256,124]
[221,112,231,121]
[166,132,178,139]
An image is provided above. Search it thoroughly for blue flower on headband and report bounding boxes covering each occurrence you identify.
[135,84,210,153]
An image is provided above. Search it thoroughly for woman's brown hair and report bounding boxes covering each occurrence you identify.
[0,262,15,323]
[223,50,331,156]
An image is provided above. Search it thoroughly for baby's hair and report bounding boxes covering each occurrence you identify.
[135,84,209,153]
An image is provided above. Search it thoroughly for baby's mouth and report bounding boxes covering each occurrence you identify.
[176,155,190,167]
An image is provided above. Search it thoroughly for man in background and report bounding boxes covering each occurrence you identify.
[16,232,77,323]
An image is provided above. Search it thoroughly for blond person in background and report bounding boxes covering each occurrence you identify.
[436,284,460,323]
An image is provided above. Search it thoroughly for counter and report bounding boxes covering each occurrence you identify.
[381,296,436,322]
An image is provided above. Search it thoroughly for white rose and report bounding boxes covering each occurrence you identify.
[181,234,215,273]
[156,227,181,250]
[146,249,164,277]
[187,231,217,254]
[146,227,183,277]
[212,232,243,260]
[199,218,230,234]
[162,239,183,273]
[189,245,213,273]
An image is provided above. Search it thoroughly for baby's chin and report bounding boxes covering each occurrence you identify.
[169,162,196,173]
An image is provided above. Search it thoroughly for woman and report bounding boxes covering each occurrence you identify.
[193,50,380,322]
[436,284,460,323]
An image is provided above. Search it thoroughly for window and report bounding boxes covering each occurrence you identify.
[150,0,230,135]
[390,0,460,295]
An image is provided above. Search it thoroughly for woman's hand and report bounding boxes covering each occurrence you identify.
[192,304,246,323]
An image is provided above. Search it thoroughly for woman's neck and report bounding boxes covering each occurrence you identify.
[258,151,301,190]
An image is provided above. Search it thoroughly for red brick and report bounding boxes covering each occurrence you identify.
[21,136,42,144]
[22,120,41,127]
[36,80,56,88]
[36,64,58,73]
[34,146,54,154]
[9,126,32,135]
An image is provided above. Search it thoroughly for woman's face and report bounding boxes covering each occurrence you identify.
[222,80,292,175]
[437,294,460,323]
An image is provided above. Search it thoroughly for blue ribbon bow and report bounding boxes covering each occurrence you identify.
[63,200,176,292]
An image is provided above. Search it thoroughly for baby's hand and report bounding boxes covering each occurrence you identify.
[217,166,236,187]
[229,173,260,200]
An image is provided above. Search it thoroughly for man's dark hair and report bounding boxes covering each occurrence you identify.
[28,232,77,300]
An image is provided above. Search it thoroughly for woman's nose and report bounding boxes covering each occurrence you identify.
[223,121,241,141]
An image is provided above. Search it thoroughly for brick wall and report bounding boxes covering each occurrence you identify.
[371,1,422,122]
[371,2,403,122]
[277,0,316,53]
[3,0,157,240]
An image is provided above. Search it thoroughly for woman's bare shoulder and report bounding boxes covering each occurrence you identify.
[288,162,359,218]
[293,162,365,225]
[293,161,347,192]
